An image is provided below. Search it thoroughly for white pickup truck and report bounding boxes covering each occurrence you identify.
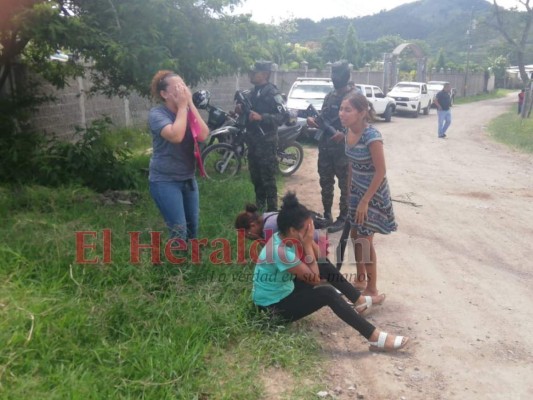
[355,84,396,122]
[387,81,432,118]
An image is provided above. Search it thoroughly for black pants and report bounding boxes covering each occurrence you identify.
[266,260,376,339]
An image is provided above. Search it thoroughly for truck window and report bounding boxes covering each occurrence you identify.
[365,87,372,98]
[374,87,384,98]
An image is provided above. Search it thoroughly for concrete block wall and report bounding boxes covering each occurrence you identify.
[16,67,493,137]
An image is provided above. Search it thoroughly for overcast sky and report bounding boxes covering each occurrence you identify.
[229,0,519,24]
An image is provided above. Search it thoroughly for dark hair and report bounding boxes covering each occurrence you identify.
[150,70,178,100]
[235,203,260,230]
[277,192,311,235]
[343,92,376,122]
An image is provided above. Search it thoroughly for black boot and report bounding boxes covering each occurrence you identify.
[327,215,347,233]
[323,210,333,226]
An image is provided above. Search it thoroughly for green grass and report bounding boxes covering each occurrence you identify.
[454,89,512,105]
[488,107,533,153]
[0,158,321,398]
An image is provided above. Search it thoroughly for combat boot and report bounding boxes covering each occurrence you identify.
[323,210,333,226]
[327,215,347,233]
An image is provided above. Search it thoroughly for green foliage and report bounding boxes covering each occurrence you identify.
[0,175,320,398]
[0,0,268,97]
[343,24,362,69]
[42,118,140,192]
[0,106,142,192]
[489,104,533,153]
[288,0,533,70]
[321,28,342,63]
[435,49,447,70]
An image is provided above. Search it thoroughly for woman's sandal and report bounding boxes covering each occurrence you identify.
[369,331,410,352]
[354,294,386,315]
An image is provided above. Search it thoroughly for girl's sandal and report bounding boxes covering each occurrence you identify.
[369,331,410,352]
[354,294,386,315]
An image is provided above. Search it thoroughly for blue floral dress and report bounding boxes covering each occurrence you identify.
[345,126,397,236]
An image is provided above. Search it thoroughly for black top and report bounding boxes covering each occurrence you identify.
[436,90,452,110]
[248,82,286,135]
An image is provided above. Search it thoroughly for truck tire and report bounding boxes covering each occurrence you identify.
[423,101,430,115]
[383,105,393,122]
[413,103,420,118]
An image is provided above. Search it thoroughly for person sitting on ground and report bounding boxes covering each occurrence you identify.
[252,192,409,352]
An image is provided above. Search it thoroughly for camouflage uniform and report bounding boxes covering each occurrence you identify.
[245,81,286,211]
[317,85,354,222]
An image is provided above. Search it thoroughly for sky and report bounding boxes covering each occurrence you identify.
[228,0,519,24]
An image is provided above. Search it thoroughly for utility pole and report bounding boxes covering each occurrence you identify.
[463,7,475,97]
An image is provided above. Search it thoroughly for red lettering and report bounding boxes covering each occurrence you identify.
[103,229,112,263]
[129,231,161,264]
[190,238,208,264]
[249,238,266,263]
[75,231,99,264]
[164,238,187,264]
[209,238,231,265]
[278,238,303,264]
[236,229,247,264]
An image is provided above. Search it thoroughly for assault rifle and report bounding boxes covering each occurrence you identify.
[234,90,265,135]
[305,104,338,141]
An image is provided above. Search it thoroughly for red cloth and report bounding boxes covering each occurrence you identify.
[187,110,206,177]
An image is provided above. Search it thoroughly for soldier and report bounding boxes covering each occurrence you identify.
[307,60,355,233]
[236,61,287,212]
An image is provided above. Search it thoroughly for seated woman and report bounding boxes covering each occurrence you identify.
[252,192,409,352]
[235,203,281,242]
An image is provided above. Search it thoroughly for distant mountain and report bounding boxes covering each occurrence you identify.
[289,0,500,63]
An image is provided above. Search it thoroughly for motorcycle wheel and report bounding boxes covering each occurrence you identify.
[201,143,241,181]
[277,141,304,177]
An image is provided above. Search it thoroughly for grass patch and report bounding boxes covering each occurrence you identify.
[488,107,533,153]
[0,166,321,397]
[454,89,512,105]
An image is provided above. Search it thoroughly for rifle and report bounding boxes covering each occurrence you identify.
[305,104,338,141]
[234,90,265,135]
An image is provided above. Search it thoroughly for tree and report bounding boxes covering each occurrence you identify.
[364,35,404,64]
[488,55,509,87]
[343,24,362,69]
[435,49,447,70]
[491,0,533,85]
[321,28,342,63]
[0,0,261,97]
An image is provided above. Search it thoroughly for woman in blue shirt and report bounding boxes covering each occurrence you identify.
[253,192,409,352]
[148,70,209,240]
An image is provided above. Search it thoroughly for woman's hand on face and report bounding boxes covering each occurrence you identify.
[168,81,189,109]
[302,220,315,244]
[355,200,369,225]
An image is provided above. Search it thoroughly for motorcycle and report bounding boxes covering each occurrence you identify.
[192,90,304,181]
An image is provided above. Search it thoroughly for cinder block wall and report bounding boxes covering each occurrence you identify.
[17,68,492,137]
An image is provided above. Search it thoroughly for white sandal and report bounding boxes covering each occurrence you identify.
[368,331,409,352]
[354,294,386,314]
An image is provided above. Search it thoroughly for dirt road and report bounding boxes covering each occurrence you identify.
[280,94,533,399]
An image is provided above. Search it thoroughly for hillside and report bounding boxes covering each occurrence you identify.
[289,0,506,63]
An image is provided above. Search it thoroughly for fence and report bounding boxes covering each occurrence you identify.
[4,66,494,137]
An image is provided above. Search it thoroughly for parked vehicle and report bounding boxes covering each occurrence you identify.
[354,84,396,122]
[286,77,334,137]
[193,90,304,180]
[387,81,433,117]
[427,81,457,107]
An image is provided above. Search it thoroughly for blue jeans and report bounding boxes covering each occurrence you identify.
[149,179,199,240]
[437,109,452,137]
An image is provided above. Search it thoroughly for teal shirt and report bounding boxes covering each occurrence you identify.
[252,233,301,307]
